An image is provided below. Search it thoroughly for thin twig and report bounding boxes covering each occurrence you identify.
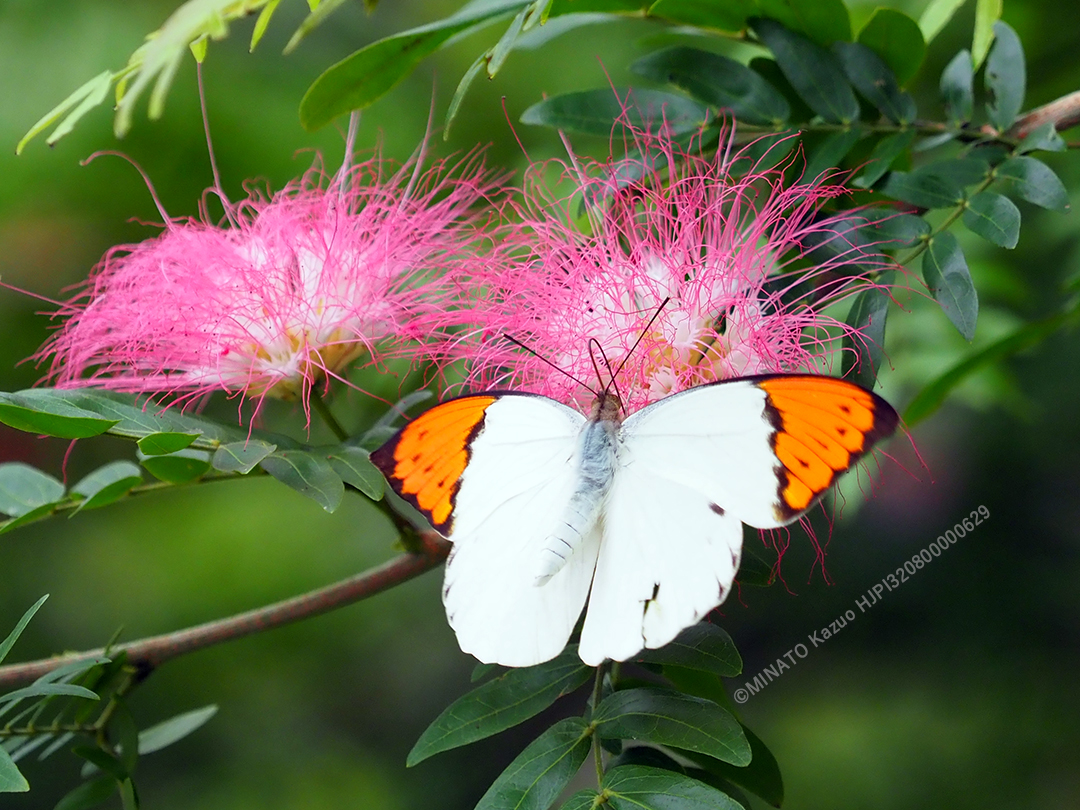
[0,533,450,690]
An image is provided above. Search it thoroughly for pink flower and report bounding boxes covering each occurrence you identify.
[41,144,497,410]
[439,131,893,411]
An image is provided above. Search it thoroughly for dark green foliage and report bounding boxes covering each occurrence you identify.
[631,47,790,126]
[260,450,345,513]
[750,17,859,124]
[520,89,708,137]
[923,232,979,341]
[408,647,591,765]
[842,279,892,388]
[473,717,592,810]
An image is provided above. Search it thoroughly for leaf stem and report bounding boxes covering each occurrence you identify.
[591,663,607,786]
[310,388,349,441]
[0,533,450,690]
[897,170,1000,267]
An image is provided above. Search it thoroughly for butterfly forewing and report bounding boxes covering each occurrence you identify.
[374,393,595,666]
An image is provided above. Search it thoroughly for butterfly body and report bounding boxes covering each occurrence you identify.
[371,374,897,668]
[536,393,622,584]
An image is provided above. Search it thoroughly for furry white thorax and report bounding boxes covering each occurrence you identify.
[534,393,623,584]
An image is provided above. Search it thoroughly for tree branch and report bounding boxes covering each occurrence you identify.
[1006,90,1080,139]
[0,532,450,690]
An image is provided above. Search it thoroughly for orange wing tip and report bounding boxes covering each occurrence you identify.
[758,375,899,522]
[370,395,497,536]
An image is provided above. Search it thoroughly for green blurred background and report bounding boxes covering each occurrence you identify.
[1,0,1078,807]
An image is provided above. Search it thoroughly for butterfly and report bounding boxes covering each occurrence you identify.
[371,374,898,668]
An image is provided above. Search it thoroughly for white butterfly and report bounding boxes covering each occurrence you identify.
[371,374,897,667]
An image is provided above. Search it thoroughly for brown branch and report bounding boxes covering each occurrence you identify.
[0,532,450,690]
[1006,90,1080,139]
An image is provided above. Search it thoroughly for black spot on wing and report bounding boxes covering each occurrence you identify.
[709,502,726,516]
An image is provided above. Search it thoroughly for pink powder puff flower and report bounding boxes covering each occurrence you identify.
[439,130,894,412]
[40,137,498,412]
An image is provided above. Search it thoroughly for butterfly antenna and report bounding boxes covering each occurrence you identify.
[588,338,625,404]
[502,335,597,395]
[605,297,672,388]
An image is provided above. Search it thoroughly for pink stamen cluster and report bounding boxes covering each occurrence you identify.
[42,149,495,408]
[438,132,892,412]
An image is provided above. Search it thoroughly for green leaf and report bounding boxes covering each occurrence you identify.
[833,42,916,124]
[631,47,789,126]
[139,705,218,755]
[842,278,892,389]
[802,212,877,274]
[612,748,753,808]
[648,0,753,32]
[474,717,592,810]
[285,0,350,54]
[904,308,1075,425]
[0,464,65,518]
[136,432,200,456]
[0,595,48,665]
[212,440,277,474]
[594,688,750,765]
[918,0,967,44]
[0,746,29,792]
[602,765,743,810]
[972,0,1003,69]
[882,168,963,209]
[923,232,979,341]
[300,1,525,130]
[680,725,785,808]
[1017,121,1066,154]
[560,790,599,810]
[856,8,926,85]
[0,392,118,439]
[750,18,859,124]
[963,191,1020,248]
[730,128,796,174]
[471,662,502,682]
[443,54,487,137]
[261,451,344,513]
[803,128,863,182]
[138,447,212,484]
[250,0,283,50]
[996,156,1070,212]
[985,21,1024,130]
[72,746,127,781]
[853,130,915,188]
[926,156,990,188]
[940,49,974,125]
[0,502,59,535]
[71,462,143,513]
[735,545,776,586]
[118,778,138,810]
[0,683,99,706]
[54,775,116,810]
[755,0,851,46]
[326,446,384,500]
[16,69,113,155]
[635,624,742,677]
[488,5,529,77]
[408,646,590,766]
[18,389,251,447]
[520,88,708,137]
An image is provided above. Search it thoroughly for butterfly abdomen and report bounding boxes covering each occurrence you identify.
[533,416,619,585]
